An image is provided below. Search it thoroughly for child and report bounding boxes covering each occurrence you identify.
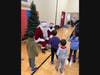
[68,31,79,63]
[49,30,60,64]
[26,33,38,72]
[55,39,67,73]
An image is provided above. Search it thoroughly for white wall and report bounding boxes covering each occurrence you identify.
[56,0,68,25]
[56,0,79,25]
[66,0,79,12]
[34,0,56,24]
[32,0,79,25]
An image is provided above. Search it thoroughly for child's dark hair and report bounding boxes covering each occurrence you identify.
[52,30,57,36]
[60,39,67,46]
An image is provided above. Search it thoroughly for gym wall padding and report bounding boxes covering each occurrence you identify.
[21,1,31,39]
[27,10,31,18]
[21,8,31,39]
[21,9,27,39]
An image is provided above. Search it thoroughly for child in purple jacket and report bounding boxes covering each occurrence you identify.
[49,30,60,64]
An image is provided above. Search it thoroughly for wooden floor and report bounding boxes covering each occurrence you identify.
[21,26,79,75]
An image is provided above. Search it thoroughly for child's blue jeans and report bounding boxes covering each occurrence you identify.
[29,57,35,69]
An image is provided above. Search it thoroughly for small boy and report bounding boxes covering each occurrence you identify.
[55,39,67,73]
[26,33,38,72]
[49,30,60,64]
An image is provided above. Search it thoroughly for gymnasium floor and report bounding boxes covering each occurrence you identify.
[21,26,79,75]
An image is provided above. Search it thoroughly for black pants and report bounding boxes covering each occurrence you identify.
[68,49,77,61]
[51,47,58,62]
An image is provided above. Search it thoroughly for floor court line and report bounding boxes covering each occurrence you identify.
[31,54,51,75]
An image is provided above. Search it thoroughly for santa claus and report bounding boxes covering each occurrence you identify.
[48,23,55,38]
[34,21,51,53]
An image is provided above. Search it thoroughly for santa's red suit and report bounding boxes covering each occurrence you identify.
[34,22,51,50]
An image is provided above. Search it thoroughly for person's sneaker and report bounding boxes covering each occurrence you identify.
[32,67,38,72]
[73,59,76,62]
[50,61,54,64]
[60,68,63,73]
[55,67,58,71]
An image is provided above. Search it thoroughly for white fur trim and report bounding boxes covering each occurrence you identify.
[39,38,45,42]
[39,25,48,39]
[35,38,45,43]
[46,37,49,40]
[41,47,45,49]
[48,28,55,32]
[50,35,53,38]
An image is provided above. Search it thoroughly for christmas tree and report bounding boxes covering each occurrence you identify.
[23,1,40,40]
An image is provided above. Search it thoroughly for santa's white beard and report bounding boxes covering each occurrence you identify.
[42,28,48,39]
[40,26,48,39]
